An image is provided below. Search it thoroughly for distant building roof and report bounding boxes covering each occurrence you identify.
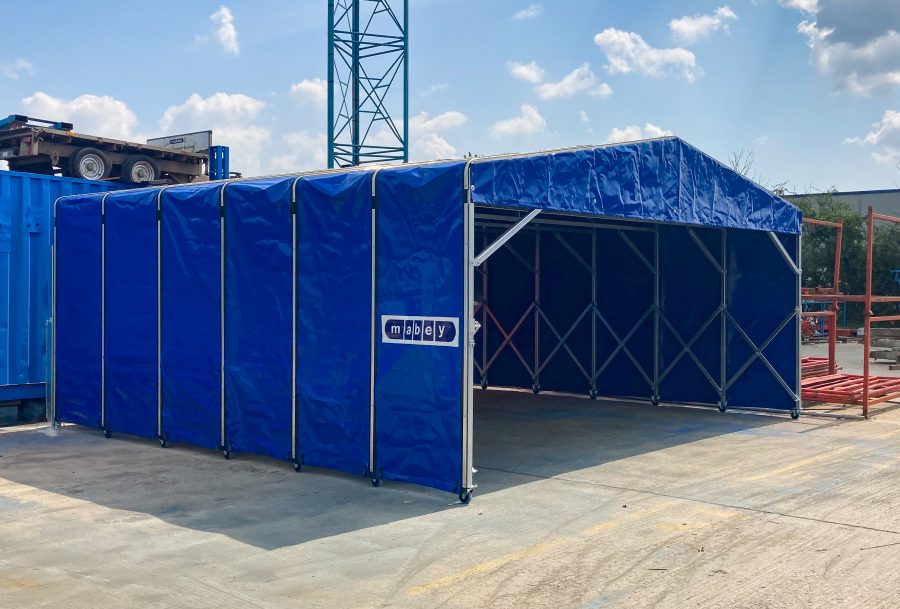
[787,189,900,218]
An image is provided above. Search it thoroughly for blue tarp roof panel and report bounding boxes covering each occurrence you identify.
[470,138,801,234]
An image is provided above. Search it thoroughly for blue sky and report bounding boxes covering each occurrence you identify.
[2,0,900,191]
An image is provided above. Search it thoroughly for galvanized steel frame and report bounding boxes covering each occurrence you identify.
[328,0,408,167]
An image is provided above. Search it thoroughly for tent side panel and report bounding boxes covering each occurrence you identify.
[104,189,159,438]
[726,230,798,411]
[375,163,466,493]
[535,229,593,394]
[473,227,536,391]
[224,178,294,461]
[296,171,373,475]
[658,226,723,406]
[160,184,223,448]
[594,229,654,400]
[55,195,103,428]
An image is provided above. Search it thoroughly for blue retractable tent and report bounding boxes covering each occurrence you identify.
[53,137,801,501]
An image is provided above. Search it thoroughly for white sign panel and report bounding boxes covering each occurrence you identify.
[147,130,212,153]
[381,315,459,347]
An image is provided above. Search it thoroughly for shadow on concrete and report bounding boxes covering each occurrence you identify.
[471,389,782,493]
[0,390,780,550]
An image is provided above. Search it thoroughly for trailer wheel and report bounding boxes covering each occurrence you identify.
[121,155,159,183]
[69,148,111,180]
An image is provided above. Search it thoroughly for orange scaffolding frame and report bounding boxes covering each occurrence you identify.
[801,207,900,418]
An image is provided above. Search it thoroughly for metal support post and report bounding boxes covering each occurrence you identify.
[460,164,476,503]
[591,229,598,399]
[652,224,660,405]
[100,194,107,435]
[156,189,164,444]
[829,221,843,375]
[481,232,488,389]
[327,0,335,168]
[720,229,727,412]
[369,168,382,482]
[863,207,874,418]
[350,0,360,165]
[219,185,229,458]
[533,229,541,394]
[794,231,802,419]
[291,179,300,468]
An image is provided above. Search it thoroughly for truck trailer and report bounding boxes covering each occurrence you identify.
[0,115,208,184]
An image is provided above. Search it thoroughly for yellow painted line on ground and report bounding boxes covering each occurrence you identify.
[408,502,676,596]
[743,446,854,482]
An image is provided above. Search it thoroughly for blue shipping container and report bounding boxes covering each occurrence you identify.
[0,170,123,402]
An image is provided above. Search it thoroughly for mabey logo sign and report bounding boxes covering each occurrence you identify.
[381,315,459,347]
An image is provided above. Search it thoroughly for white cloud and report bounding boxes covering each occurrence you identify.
[513,4,542,20]
[779,0,818,14]
[414,132,457,159]
[410,110,468,132]
[270,131,327,173]
[159,92,268,175]
[604,123,673,144]
[508,60,545,84]
[797,22,900,95]
[289,78,327,108]
[490,104,547,137]
[422,82,449,97]
[209,5,239,55]
[669,6,737,45]
[536,63,613,99]
[590,82,613,97]
[594,28,701,81]
[789,0,900,95]
[0,58,35,80]
[408,111,468,160]
[579,110,594,134]
[509,61,613,99]
[845,109,900,165]
[20,91,138,140]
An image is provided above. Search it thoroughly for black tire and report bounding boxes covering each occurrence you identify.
[68,148,111,180]
[371,478,381,487]
[120,155,159,184]
[459,489,473,504]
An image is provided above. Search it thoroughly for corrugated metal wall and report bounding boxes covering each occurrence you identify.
[0,171,122,401]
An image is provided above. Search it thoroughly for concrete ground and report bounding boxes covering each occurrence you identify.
[2,357,900,608]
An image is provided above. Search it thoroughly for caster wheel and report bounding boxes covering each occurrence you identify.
[532,382,540,395]
[790,409,800,420]
[651,396,659,407]
[589,389,597,400]
[480,379,488,390]
[223,449,231,460]
[103,427,111,439]
[293,462,302,472]
[718,401,727,413]
[158,437,167,448]
[459,489,473,505]
[371,478,381,487]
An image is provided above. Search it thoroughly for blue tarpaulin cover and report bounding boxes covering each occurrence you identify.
[375,163,466,493]
[224,177,294,460]
[296,171,373,475]
[53,137,801,497]
[55,194,103,428]
[470,138,801,235]
[160,183,223,449]
[104,188,159,438]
